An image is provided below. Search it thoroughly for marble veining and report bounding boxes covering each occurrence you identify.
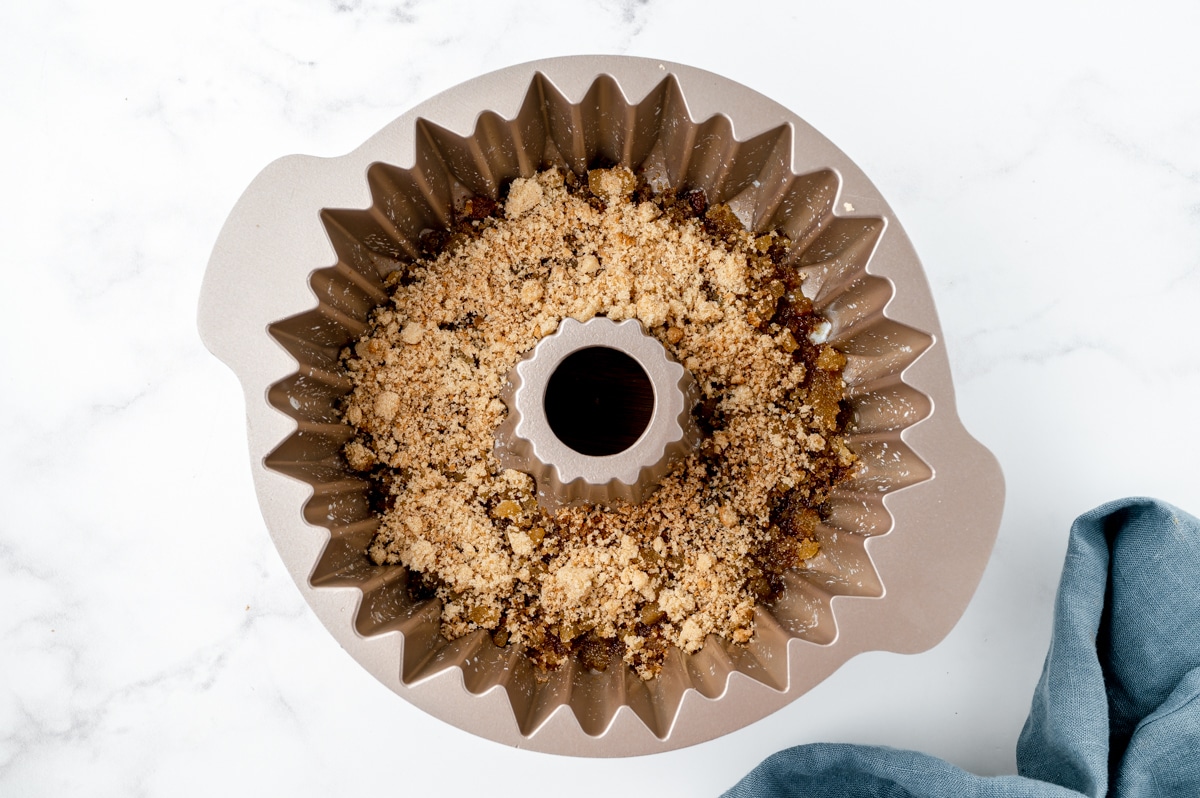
[2,0,1199,795]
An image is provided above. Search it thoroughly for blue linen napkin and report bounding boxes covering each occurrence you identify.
[724,498,1200,798]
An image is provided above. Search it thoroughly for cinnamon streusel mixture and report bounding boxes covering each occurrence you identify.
[339,167,857,679]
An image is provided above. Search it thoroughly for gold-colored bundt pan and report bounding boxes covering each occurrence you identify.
[198,56,1003,756]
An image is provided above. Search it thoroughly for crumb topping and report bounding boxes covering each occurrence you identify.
[339,167,858,679]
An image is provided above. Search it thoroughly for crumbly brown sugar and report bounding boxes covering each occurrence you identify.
[339,167,857,679]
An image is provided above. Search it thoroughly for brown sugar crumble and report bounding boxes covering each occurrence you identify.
[338,167,858,680]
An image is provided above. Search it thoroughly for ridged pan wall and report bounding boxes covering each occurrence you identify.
[265,72,930,738]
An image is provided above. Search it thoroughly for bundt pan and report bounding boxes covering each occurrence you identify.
[198,56,1004,756]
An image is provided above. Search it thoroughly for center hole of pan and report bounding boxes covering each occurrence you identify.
[544,346,654,456]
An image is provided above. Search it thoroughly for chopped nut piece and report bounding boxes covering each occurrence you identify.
[808,319,832,345]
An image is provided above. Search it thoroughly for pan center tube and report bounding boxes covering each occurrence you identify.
[494,317,700,509]
[543,346,654,457]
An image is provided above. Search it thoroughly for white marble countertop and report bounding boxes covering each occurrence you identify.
[3,1,1199,795]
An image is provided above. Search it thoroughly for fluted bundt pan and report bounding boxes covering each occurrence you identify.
[198,56,1004,756]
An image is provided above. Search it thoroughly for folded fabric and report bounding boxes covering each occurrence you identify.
[723,498,1200,798]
